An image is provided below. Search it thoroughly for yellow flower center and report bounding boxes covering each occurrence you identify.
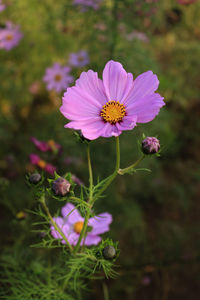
[100,101,126,124]
[78,56,84,62]
[38,159,46,169]
[73,221,84,234]
[6,34,13,41]
[48,139,56,147]
[54,74,62,81]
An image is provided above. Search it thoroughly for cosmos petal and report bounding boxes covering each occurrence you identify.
[123,71,160,106]
[127,93,165,123]
[61,203,83,224]
[103,60,134,102]
[88,213,112,235]
[83,234,101,246]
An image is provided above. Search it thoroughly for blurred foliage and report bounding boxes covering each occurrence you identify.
[1,0,200,299]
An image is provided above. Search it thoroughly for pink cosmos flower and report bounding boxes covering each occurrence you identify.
[51,203,112,246]
[125,31,149,43]
[31,137,62,153]
[0,22,23,51]
[29,154,57,175]
[0,0,6,12]
[69,50,89,68]
[177,0,197,4]
[73,0,102,10]
[60,60,165,140]
[43,63,74,93]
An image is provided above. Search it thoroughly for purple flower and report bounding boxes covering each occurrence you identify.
[51,203,112,246]
[0,22,23,51]
[141,276,151,286]
[0,0,6,12]
[125,31,149,43]
[177,0,197,4]
[31,137,62,153]
[43,63,74,93]
[29,154,57,175]
[73,0,102,10]
[69,50,89,67]
[60,60,165,140]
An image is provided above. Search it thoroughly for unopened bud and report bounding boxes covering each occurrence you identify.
[29,173,41,184]
[142,137,160,155]
[103,245,116,260]
[52,177,71,196]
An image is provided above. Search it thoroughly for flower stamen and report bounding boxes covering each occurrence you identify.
[54,74,62,82]
[6,34,13,41]
[74,221,84,234]
[38,159,46,169]
[100,101,126,124]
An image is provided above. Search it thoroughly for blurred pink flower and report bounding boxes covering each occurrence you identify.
[69,50,89,67]
[29,154,57,175]
[43,63,74,93]
[73,0,102,10]
[64,156,82,166]
[0,0,6,12]
[177,0,197,4]
[60,60,165,140]
[51,203,112,246]
[28,81,41,95]
[141,276,151,286]
[31,137,61,153]
[0,22,23,51]
[71,174,84,186]
[125,30,149,43]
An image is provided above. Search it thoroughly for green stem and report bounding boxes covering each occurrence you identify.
[69,196,91,208]
[40,195,73,253]
[103,282,110,300]
[93,136,120,202]
[73,144,93,253]
[118,155,145,175]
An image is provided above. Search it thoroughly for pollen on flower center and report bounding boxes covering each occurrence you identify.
[54,74,62,81]
[100,101,126,124]
[48,139,56,147]
[38,159,46,168]
[74,221,84,234]
[6,34,13,41]
[78,56,84,62]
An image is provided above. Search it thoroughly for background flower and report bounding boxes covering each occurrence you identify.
[73,0,102,10]
[51,203,112,246]
[0,22,23,51]
[0,0,6,12]
[69,50,90,67]
[43,63,74,93]
[29,153,57,175]
[60,60,165,140]
[31,137,61,153]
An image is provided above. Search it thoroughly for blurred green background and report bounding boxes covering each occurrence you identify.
[0,0,200,299]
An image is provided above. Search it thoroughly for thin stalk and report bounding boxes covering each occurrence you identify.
[73,144,93,253]
[69,196,91,208]
[40,195,73,252]
[93,136,120,202]
[103,282,110,300]
[118,155,145,175]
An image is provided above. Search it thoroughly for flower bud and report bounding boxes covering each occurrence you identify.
[142,137,160,155]
[29,173,41,184]
[52,177,71,196]
[103,245,116,260]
